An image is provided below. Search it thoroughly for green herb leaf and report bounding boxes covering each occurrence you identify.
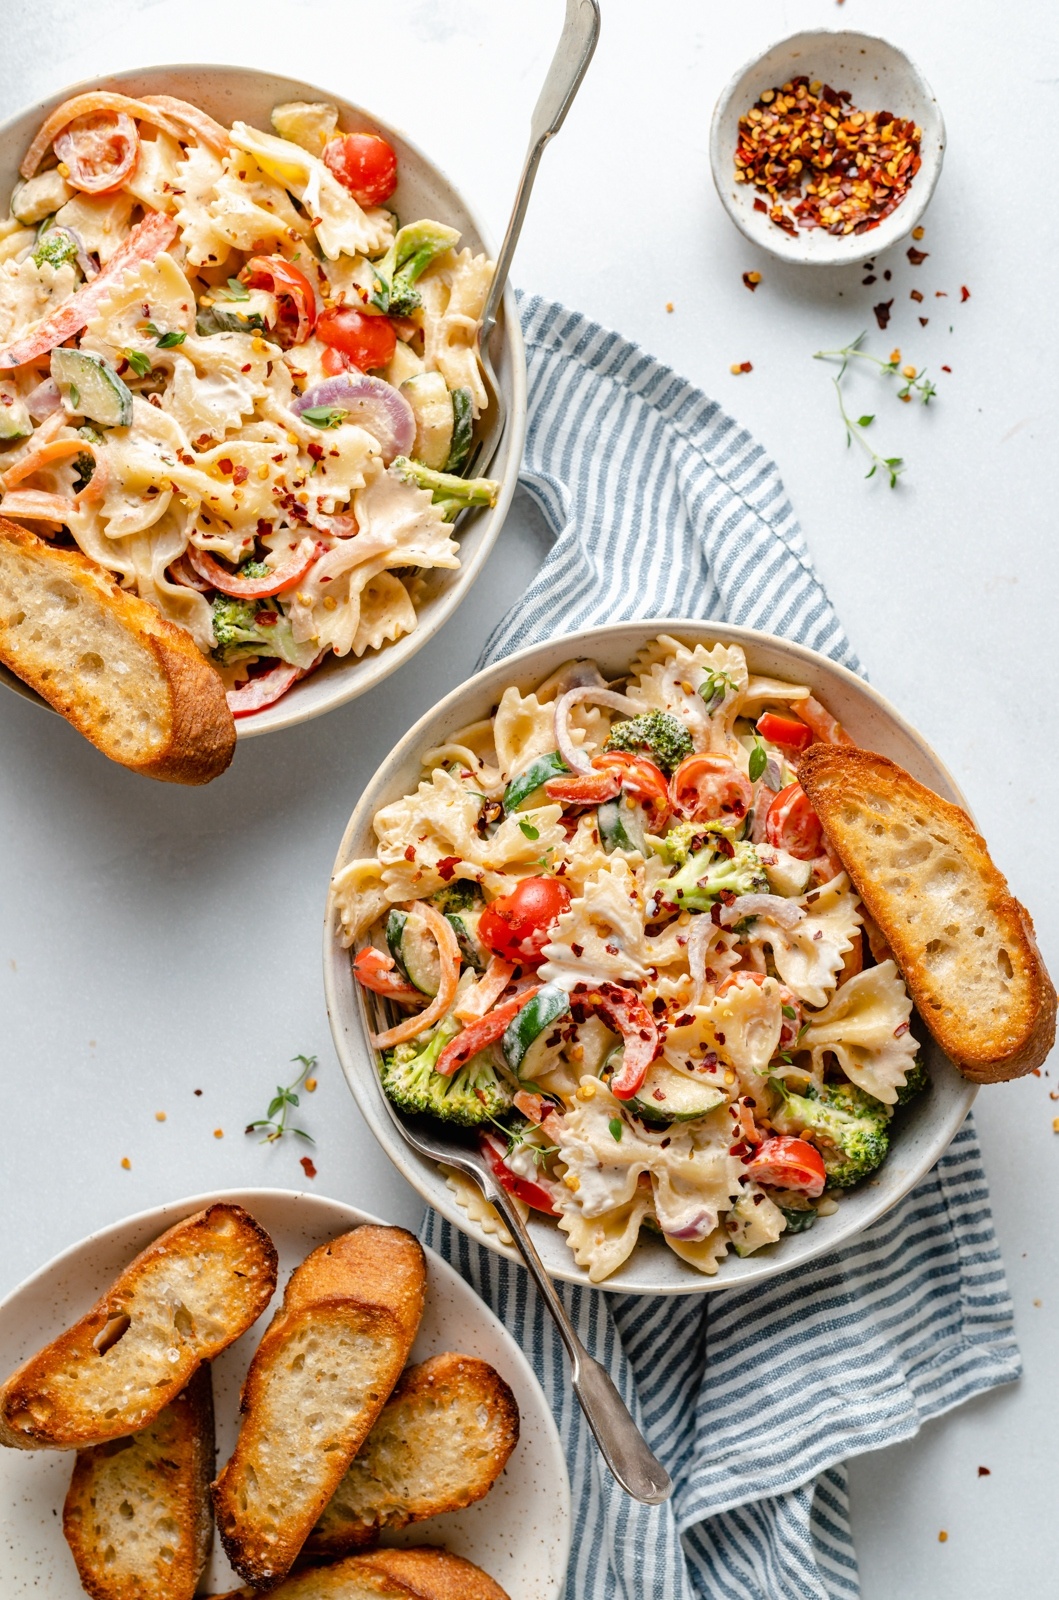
[225,277,250,301]
[123,349,152,377]
[781,1004,797,1020]
[857,414,875,428]
[748,742,767,782]
[156,329,187,348]
[608,1117,623,1142]
[518,819,540,841]
[247,1054,318,1145]
[69,384,80,409]
[700,668,738,716]
[301,405,348,429]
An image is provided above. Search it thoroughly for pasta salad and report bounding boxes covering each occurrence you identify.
[0,90,498,716]
[334,635,929,1284]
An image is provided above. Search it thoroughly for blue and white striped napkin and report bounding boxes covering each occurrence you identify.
[422,295,1021,1599]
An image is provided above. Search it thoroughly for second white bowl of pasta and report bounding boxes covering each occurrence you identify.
[0,64,525,736]
[324,622,976,1294]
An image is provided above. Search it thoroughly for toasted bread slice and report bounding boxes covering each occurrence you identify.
[0,517,235,783]
[212,1225,426,1588]
[63,1364,214,1600]
[0,1203,277,1450]
[209,1547,510,1600]
[306,1352,519,1558]
[799,744,1057,1081]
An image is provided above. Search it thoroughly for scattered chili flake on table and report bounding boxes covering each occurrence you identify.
[941,364,951,372]
[960,285,971,301]
[873,299,894,329]
[735,76,922,235]
[730,361,753,374]
[665,301,674,312]
[907,246,929,265]
[977,1466,991,1477]
[910,288,924,302]
[120,1157,131,1170]
[742,271,762,290]
[938,1531,949,1543]
[300,1155,318,1179]
[912,225,925,240]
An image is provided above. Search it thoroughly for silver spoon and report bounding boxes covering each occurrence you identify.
[465,0,601,480]
[353,982,673,1506]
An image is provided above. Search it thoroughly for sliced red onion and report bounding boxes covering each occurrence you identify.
[662,1209,715,1241]
[169,552,211,592]
[687,916,714,1003]
[292,375,414,464]
[718,894,806,929]
[26,377,62,421]
[554,685,644,774]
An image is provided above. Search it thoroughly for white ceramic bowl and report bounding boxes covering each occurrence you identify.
[0,64,526,737]
[0,1189,569,1600]
[710,30,945,267]
[324,620,977,1295]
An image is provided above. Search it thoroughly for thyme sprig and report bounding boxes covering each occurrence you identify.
[246,1054,317,1144]
[814,333,937,487]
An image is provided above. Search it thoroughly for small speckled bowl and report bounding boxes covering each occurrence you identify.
[710,29,945,266]
[0,1191,569,1599]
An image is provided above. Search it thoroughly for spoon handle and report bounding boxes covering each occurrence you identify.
[480,0,601,343]
[487,1182,673,1506]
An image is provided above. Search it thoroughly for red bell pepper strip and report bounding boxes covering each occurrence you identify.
[797,695,853,746]
[436,986,541,1077]
[352,946,421,1001]
[755,710,813,752]
[240,255,317,347]
[544,769,622,805]
[591,751,671,829]
[571,981,659,1100]
[480,1131,559,1216]
[0,210,179,369]
[226,656,321,718]
[188,537,320,599]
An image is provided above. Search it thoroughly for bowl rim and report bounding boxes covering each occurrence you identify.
[0,1186,571,1599]
[0,61,528,737]
[709,26,946,267]
[323,617,978,1295]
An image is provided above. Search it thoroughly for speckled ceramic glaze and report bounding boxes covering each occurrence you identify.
[0,64,526,737]
[0,1189,569,1599]
[324,620,978,1295]
[710,30,946,266]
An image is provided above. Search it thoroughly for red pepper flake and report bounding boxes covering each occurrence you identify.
[570,942,584,958]
[918,317,929,327]
[907,246,929,265]
[299,1155,317,1179]
[960,285,971,302]
[742,271,762,291]
[436,856,460,881]
[873,299,894,330]
[240,363,251,373]
[735,77,923,236]
[977,1466,991,1477]
[910,289,924,302]
[862,274,876,285]
[404,845,416,862]
[941,365,951,373]
[232,464,249,485]
[935,290,948,297]
[256,610,279,626]
[307,442,325,463]
[730,360,753,374]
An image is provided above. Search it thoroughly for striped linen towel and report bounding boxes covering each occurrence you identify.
[422,294,1021,1599]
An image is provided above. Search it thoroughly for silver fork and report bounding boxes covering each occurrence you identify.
[357,991,672,1504]
[465,0,601,480]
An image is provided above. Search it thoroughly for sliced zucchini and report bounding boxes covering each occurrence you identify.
[778,1203,818,1233]
[445,386,473,472]
[386,909,440,996]
[384,340,425,388]
[0,386,32,441]
[402,371,454,470]
[50,349,132,428]
[628,1061,726,1126]
[502,984,571,1079]
[447,907,487,971]
[12,171,71,226]
[729,1188,788,1258]
[502,750,568,813]
[597,796,647,854]
[270,100,338,157]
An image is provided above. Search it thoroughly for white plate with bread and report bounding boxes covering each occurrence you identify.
[0,1189,570,1599]
[324,619,1055,1295]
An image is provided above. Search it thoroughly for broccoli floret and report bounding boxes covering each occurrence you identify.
[604,710,693,775]
[664,836,768,912]
[381,1021,513,1128]
[371,221,461,315]
[770,1078,891,1188]
[431,879,482,915]
[33,227,78,270]
[210,594,317,669]
[895,1055,930,1106]
[391,456,498,521]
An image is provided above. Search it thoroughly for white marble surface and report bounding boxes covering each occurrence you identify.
[0,2,1055,1594]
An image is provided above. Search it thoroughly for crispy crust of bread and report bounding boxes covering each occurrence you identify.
[212,1225,427,1588]
[63,1364,214,1600]
[0,517,234,783]
[208,1547,510,1600]
[799,743,1057,1081]
[305,1352,520,1558]
[0,1204,277,1450]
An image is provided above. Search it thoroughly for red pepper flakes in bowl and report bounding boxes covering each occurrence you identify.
[734,75,922,236]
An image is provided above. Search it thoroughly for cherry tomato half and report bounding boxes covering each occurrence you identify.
[316,305,397,372]
[479,877,571,966]
[765,782,824,861]
[592,751,671,829]
[323,132,398,206]
[55,111,139,194]
[745,1135,827,1198]
[240,255,317,346]
[670,754,754,824]
[756,710,813,752]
